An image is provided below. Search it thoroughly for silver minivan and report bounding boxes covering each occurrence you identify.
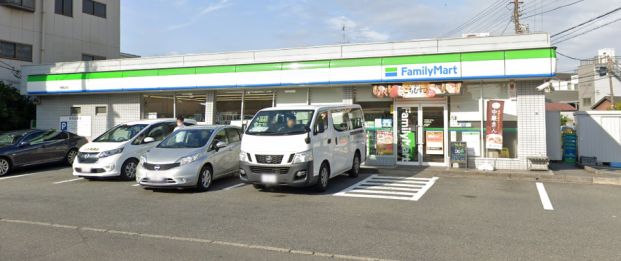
[136,125,241,191]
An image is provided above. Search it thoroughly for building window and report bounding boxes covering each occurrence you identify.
[82,54,105,61]
[83,0,106,18]
[582,98,592,107]
[0,0,35,12]
[54,0,73,17]
[0,40,32,62]
[70,107,81,116]
[95,106,107,115]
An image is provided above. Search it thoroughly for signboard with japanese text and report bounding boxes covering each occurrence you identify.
[485,100,504,150]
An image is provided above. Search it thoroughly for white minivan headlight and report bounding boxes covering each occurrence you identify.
[98,147,124,158]
[178,153,200,166]
[292,150,313,163]
[239,151,251,162]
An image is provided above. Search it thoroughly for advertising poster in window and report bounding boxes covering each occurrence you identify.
[485,100,504,150]
[376,130,394,155]
[425,131,444,155]
[372,82,462,98]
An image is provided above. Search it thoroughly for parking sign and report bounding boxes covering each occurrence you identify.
[60,121,68,131]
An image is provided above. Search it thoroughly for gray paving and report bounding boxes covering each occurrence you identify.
[1,164,620,260]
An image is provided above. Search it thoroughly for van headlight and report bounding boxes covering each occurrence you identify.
[98,147,124,158]
[240,151,251,162]
[292,150,313,163]
[178,153,200,166]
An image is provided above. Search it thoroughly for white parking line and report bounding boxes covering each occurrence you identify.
[0,173,45,181]
[132,184,140,187]
[53,178,83,184]
[535,182,554,211]
[223,183,246,190]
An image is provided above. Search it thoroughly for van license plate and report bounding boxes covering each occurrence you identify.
[261,174,277,184]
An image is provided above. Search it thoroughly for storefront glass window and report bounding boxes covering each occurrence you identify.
[175,92,206,122]
[449,83,518,159]
[143,94,174,119]
[358,101,394,157]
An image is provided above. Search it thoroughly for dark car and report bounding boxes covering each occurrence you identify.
[0,129,88,176]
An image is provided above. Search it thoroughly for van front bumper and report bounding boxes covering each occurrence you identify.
[239,161,315,187]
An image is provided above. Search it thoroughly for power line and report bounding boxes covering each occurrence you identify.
[551,7,621,38]
[557,52,589,61]
[553,17,621,45]
[522,0,583,19]
[441,0,505,37]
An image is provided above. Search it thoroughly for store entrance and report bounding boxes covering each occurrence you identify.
[394,103,447,166]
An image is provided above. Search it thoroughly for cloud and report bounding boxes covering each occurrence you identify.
[166,0,232,31]
[327,16,389,42]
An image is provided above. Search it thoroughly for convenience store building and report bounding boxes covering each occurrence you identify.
[21,33,556,170]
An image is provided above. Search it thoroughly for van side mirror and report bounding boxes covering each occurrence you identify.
[143,137,155,144]
[304,126,311,144]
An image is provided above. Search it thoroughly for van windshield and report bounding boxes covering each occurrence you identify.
[245,110,314,136]
[93,124,148,143]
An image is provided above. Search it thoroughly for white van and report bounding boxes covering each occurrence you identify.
[73,119,194,180]
[239,105,366,191]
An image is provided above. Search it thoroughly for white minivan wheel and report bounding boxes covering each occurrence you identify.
[348,152,361,178]
[314,163,329,192]
[120,159,138,181]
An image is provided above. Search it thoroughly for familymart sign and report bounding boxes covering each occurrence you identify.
[27,48,556,94]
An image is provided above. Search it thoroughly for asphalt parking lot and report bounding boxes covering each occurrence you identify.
[1,164,620,261]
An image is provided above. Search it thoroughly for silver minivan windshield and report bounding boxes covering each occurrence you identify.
[93,124,148,143]
[245,110,314,136]
[158,129,213,149]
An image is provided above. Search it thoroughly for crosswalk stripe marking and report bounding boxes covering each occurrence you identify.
[334,175,438,201]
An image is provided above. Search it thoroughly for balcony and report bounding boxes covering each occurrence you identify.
[0,0,35,12]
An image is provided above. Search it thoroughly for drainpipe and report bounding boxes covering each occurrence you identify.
[38,0,45,63]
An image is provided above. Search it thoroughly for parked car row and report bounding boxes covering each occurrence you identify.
[1,104,367,192]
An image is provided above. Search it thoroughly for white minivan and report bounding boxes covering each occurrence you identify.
[239,105,366,191]
[73,119,194,180]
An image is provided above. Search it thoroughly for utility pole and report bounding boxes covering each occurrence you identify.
[608,56,615,110]
[512,0,524,34]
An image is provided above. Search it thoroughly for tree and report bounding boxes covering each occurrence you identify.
[0,81,35,131]
[614,101,621,110]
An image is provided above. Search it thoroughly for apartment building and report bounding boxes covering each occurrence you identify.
[0,0,120,87]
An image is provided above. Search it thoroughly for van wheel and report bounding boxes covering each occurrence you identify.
[314,163,329,192]
[348,153,361,178]
[252,184,265,190]
[0,158,10,177]
[196,166,213,192]
[120,159,138,181]
[65,149,78,165]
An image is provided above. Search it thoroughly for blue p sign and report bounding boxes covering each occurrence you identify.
[60,121,68,131]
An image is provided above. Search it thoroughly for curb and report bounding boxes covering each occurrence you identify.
[366,167,621,186]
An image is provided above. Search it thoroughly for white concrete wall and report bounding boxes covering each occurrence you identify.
[546,111,562,161]
[37,93,140,140]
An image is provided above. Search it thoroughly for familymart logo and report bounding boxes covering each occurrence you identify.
[385,67,398,77]
[385,65,460,78]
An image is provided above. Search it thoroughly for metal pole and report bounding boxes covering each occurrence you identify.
[608,56,615,110]
[240,90,245,127]
[513,0,522,34]
[173,93,177,117]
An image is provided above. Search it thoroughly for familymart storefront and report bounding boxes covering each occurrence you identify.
[23,34,556,170]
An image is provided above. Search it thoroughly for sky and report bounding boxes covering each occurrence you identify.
[121,0,621,73]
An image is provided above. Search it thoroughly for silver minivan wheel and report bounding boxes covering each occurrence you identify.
[197,167,213,191]
[0,158,9,176]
